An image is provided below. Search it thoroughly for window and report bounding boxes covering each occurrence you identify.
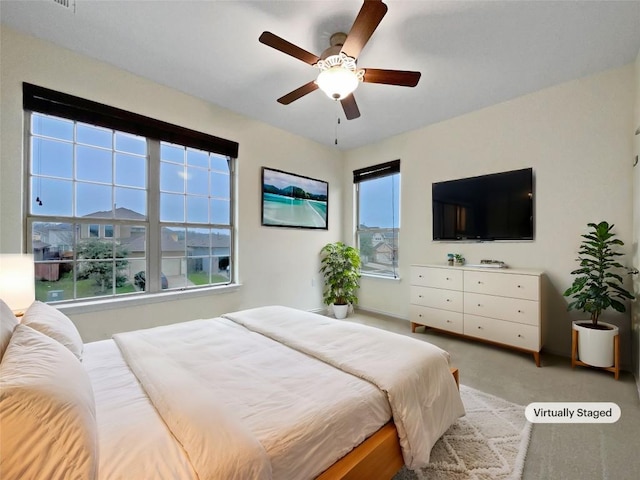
[354,160,400,278]
[24,83,238,304]
[158,142,232,290]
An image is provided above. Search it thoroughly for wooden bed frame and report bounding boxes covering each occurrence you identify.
[317,367,460,480]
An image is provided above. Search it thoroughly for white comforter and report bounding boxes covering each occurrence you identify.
[84,340,199,480]
[111,314,391,480]
[223,306,465,469]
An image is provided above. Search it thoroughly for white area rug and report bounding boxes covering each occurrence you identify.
[393,385,532,480]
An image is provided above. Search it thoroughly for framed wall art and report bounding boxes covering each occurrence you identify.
[261,167,328,229]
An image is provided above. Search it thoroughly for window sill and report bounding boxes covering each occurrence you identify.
[56,283,241,316]
[361,273,401,281]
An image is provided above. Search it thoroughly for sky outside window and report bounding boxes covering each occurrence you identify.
[359,174,400,229]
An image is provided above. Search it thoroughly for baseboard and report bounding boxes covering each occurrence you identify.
[353,306,408,322]
[542,346,576,364]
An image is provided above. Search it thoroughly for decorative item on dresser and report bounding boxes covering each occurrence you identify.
[409,264,543,366]
[453,254,465,266]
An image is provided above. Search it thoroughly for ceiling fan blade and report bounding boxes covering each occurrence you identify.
[340,94,361,120]
[362,68,421,87]
[259,31,320,65]
[277,81,319,105]
[340,0,388,59]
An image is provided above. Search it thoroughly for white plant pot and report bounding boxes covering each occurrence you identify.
[332,304,349,319]
[573,321,618,368]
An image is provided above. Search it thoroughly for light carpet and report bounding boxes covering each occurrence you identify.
[393,385,532,480]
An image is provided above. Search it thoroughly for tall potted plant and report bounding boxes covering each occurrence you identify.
[563,221,635,367]
[320,242,361,319]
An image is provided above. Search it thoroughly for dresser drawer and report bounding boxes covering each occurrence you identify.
[464,292,539,326]
[464,270,539,301]
[411,266,463,290]
[410,305,464,334]
[410,286,463,312]
[464,314,540,351]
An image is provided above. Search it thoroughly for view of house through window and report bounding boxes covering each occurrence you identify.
[354,160,400,278]
[27,108,234,304]
[158,141,232,290]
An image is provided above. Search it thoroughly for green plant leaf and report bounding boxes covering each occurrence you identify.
[564,221,635,323]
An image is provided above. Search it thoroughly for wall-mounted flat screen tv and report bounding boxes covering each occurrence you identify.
[432,168,534,241]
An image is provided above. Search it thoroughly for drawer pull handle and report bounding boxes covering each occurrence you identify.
[418,275,423,278]
[477,303,481,307]
[446,277,450,280]
[477,281,482,284]
[477,326,482,329]
[446,320,451,323]
[517,334,522,338]
[418,314,423,318]
[517,285,522,288]
[446,299,451,302]
[418,295,422,298]
[517,309,522,313]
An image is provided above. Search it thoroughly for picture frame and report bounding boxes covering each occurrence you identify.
[261,167,328,229]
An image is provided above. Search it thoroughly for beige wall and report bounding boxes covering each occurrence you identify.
[0,26,342,341]
[632,49,640,387]
[344,65,636,365]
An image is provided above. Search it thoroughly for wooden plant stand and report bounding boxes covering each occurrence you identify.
[571,329,620,380]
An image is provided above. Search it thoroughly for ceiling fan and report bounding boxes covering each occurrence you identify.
[259,0,421,120]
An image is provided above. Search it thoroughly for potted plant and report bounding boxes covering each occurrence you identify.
[563,221,635,367]
[454,254,465,266]
[320,242,361,319]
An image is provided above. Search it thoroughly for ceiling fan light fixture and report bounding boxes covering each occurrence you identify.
[317,67,359,100]
[316,53,363,100]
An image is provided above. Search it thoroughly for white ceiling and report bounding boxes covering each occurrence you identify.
[2,0,639,150]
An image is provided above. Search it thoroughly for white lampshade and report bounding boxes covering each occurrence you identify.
[317,66,360,100]
[0,254,36,314]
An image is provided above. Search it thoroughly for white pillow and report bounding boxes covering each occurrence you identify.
[22,300,84,360]
[0,324,98,480]
[0,298,19,361]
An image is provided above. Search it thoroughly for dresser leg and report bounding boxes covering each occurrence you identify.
[533,351,541,367]
[410,322,418,333]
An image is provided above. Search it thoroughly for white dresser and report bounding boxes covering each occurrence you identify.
[410,264,543,366]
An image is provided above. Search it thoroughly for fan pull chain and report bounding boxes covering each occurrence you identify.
[334,102,341,146]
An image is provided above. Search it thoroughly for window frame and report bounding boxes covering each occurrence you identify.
[354,160,401,279]
[23,84,238,305]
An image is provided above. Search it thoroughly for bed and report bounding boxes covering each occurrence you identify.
[0,300,464,480]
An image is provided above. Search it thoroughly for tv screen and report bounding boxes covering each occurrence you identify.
[432,168,534,241]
